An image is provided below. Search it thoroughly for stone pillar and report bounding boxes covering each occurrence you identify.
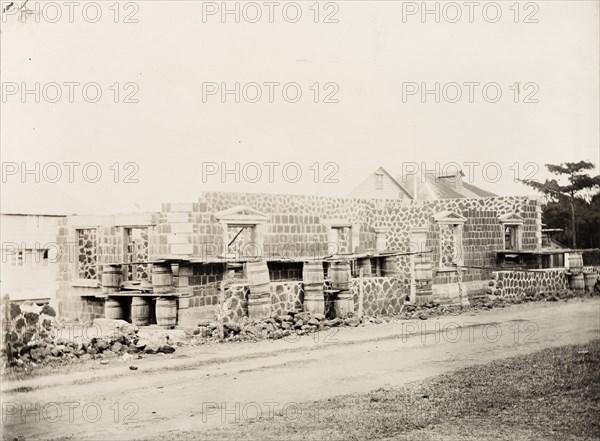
[175,264,193,313]
[375,227,389,252]
[246,261,271,319]
[302,261,325,314]
[176,264,193,288]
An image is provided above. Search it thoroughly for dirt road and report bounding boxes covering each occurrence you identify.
[2,299,599,441]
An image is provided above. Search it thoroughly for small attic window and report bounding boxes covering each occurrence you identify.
[375,173,384,190]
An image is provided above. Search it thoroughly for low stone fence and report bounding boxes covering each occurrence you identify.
[488,269,569,298]
[186,281,305,325]
[270,281,303,317]
[350,277,404,316]
[184,277,403,325]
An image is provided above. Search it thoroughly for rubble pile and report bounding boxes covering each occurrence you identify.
[2,301,178,368]
[192,311,365,343]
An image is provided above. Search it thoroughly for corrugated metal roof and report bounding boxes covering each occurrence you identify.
[396,172,497,200]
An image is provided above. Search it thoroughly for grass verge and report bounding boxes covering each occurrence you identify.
[195,340,600,441]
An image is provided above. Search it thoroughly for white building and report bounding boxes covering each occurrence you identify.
[1,212,65,303]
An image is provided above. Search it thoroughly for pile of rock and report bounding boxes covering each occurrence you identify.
[2,300,178,368]
[3,300,60,367]
[471,288,590,309]
[193,311,365,343]
[399,301,463,320]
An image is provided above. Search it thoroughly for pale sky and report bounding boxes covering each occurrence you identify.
[1,0,598,215]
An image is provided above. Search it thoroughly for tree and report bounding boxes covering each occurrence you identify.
[520,161,600,248]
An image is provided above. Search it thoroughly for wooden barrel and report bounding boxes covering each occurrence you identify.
[414,256,433,281]
[332,290,354,318]
[568,252,583,274]
[570,273,585,291]
[303,261,324,287]
[246,261,270,294]
[356,258,372,276]
[247,292,271,319]
[382,257,398,278]
[131,296,150,326]
[584,273,598,292]
[155,298,177,328]
[330,261,351,291]
[105,299,123,320]
[302,261,325,315]
[152,264,173,294]
[102,265,122,294]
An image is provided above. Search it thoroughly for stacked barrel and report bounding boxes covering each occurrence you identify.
[101,262,177,327]
[330,260,354,317]
[102,264,124,319]
[101,264,122,295]
[246,261,272,319]
[413,254,434,304]
[303,261,325,314]
[569,251,599,293]
[152,263,177,327]
[567,252,584,292]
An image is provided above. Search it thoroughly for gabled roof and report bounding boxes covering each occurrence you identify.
[348,167,414,199]
[396,171,497,200]
[375,167,414,199]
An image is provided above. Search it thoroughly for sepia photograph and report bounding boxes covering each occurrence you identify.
[1,1,599,440]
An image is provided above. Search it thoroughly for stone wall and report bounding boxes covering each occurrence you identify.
[270,281,304,316]
[150,192,540,264]
[181,281,305,325]
[350,277,405,316]
[222,284,249,324]
[488,269,568,298]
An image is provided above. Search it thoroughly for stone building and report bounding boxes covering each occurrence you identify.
[51,189,572,327]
